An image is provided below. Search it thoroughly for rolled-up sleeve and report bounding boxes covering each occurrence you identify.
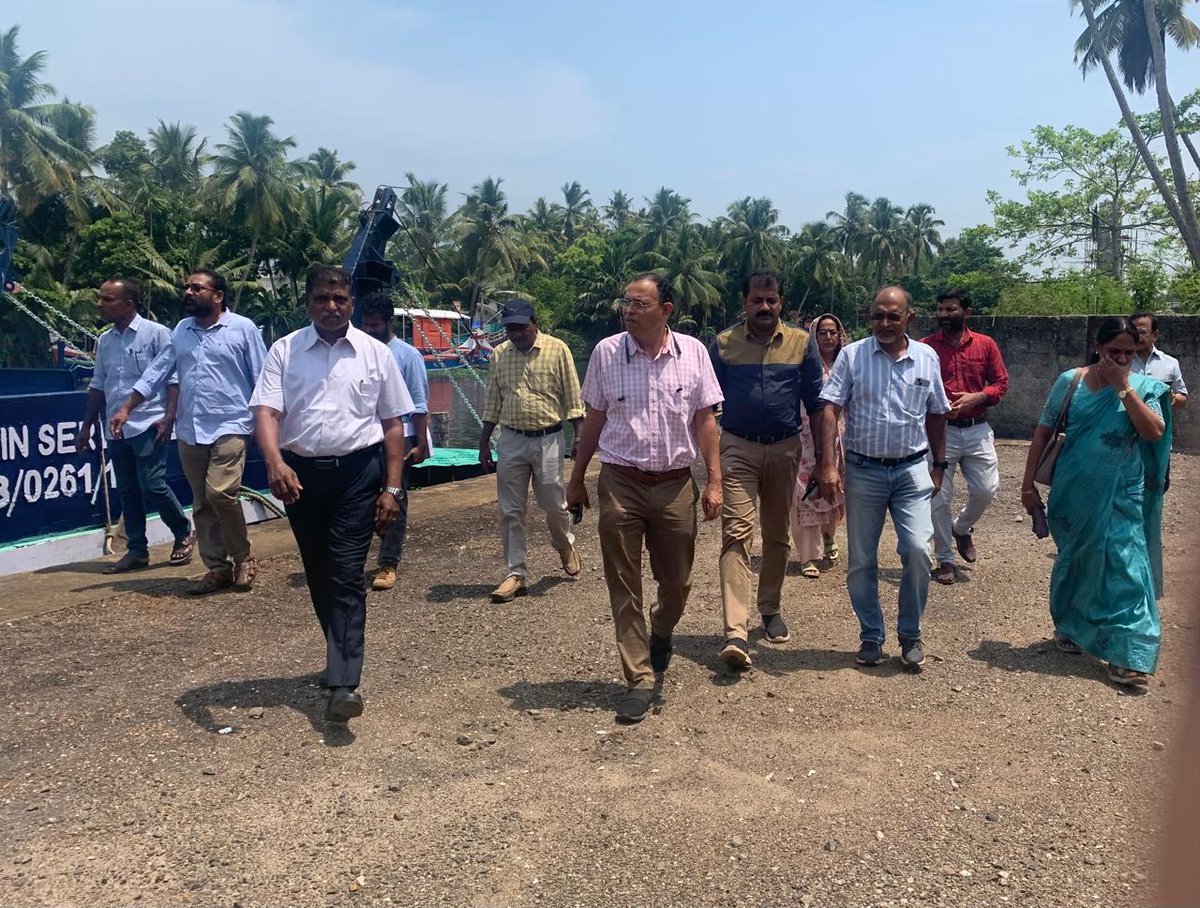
[133,341,178,400]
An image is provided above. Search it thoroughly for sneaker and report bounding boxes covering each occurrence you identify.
[762,612,790,643]
[615,688,655,724]
[490,574,527,603]
[372,565,397,590]
[233,557,257,591]
[720,637,751,670]
[856,641,886,666]
[900,638,926,669]
[953,531,977,563]
[561,546,582,577]
[188,568,234,596]
[649,632,673,674]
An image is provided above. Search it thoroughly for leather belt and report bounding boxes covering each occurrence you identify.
[846,449,928,467]
[606,463,691,485]
[282,443,382,472]
[503,424,563,437]
[948,416,987,428]
[723,426,801,445]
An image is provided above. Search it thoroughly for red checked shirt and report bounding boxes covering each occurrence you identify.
[919,327,1009,421]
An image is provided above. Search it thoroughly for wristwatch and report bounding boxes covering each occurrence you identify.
[385,485,404,500]
[932,461,949,470]
[1118,386,1134,400]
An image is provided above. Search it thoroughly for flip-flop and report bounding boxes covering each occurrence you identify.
[102,553,150,574]
[800,561,821,579]
[1054,634,1083,655]
[1106,664,1149,687]
[170,533,195,566]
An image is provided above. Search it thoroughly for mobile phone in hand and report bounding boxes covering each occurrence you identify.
[570,503,584,524]
[801,476,820,501]
[1031,503,1049,539]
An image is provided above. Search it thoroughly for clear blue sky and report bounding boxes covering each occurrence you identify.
[14,1,1200,237]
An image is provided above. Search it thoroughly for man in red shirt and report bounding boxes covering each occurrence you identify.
[921,289,1009,583]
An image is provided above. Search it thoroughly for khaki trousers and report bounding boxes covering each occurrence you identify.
[495,428,575,578]
[178,436,251,570]
[597,464,698,689]
[719,432,803,641]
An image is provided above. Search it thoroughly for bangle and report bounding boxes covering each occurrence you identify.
[1020,487,1036,494]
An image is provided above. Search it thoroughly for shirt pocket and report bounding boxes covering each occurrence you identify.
[896,378,929,418]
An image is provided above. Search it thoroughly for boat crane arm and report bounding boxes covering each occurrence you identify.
[343,186,403,313]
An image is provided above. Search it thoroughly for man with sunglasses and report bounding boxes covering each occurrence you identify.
[709,268,825,669]
[111,270,267,594]
[817,287,949,670]
[567,274,723,723]
[77,278,192,574]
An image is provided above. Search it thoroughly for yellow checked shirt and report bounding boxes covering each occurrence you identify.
[483,332,585,430]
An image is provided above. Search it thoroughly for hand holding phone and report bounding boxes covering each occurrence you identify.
[801,476,820,501]
[570,503,584,524]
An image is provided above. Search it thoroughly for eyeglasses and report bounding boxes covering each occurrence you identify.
[869,312,906,324]
[621,297,658,311]
[183,283,215,294]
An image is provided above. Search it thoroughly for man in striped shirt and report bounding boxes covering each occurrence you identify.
[567,274,723,724]
[817,287,950,670]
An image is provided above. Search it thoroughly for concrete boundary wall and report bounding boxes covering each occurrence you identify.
[912,315,1198,452]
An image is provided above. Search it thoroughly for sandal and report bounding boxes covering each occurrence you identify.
[170,532,196,566]
[1053,634,1083,655]
[800,561,821,579]
[932,563,956,585]
[102,552,150,574]
[823,535,840,562]
[1106,664,1149,687]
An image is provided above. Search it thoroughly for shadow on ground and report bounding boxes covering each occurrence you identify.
[497,678,625,713]
[176,674,356,746]
[671,633,909,684]
[967,638,1129,689]
[427,575,569,603]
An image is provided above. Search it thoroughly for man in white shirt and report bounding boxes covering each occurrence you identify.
[250,266,414,723]
[1130,312,1188,409]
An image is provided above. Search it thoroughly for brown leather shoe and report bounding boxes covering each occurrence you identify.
[189,568,234,596]
[372,566,397,590]
[233,557,257,591]
[953,531,977,563]
[561,546,581,576]
[490,574,527,603]
[932,562,957,585]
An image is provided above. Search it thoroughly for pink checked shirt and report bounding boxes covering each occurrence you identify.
[581,330,723,473]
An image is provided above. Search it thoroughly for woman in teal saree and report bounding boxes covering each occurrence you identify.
[1020,317,1172,688]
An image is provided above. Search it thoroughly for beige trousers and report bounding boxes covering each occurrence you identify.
[597,464,698,689]
[495,427,574,578]
[178,436,251,570]
[719,432,803,641]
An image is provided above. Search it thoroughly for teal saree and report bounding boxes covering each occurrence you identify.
[1038,370,1172,674]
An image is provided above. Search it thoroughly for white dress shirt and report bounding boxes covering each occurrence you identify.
[249,324,414,457]
[820,335,950,459]
[1132,347,1188,396]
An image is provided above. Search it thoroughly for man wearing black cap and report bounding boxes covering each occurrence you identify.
[479,300,585,602]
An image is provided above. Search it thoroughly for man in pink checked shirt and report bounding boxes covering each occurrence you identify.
[567,274,723,724]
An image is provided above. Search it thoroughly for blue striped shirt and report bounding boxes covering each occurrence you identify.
[89,314,174,440]
[387,337,429,437]
[820,336,950,458]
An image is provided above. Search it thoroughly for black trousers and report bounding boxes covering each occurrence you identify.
[283,445,382,689]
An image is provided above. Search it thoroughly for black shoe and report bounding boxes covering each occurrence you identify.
[719,637,751,670]
[762,612,790,643]
[899,638,926,669]
[615,688,655,723]
[953,531,977,563]
[326,687,363,721]
[649,632,673,674]
[856,641,886,666]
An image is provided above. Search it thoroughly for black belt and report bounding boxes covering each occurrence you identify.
[723,426,801,445]
[503,424,563,438]
[846,449,928,467]
[282,443,382,472]
[948,416,987,428]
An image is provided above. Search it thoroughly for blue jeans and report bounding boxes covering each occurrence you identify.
[108,429,191,559]
[844,453,934,645]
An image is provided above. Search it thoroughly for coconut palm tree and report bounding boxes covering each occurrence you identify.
[527,197,564,239]
[644,225,724,332]
[720,196,788,295]
[636,187,692,256]
[397,172,453,290]
[0,26,92,212]
[298,147,361,205]
[208,111,298,304]
[578,232,638,330]
[1072,0,1200,266]
[603,190,636,229]
[144,121,207,193]
[905,203,945,275]
[859,197,907,288]
[456,177,542,313]
[560,181,594,243]
[790,221,849,314]
[826,191,871,267]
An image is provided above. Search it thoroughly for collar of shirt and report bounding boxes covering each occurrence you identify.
[868,334,915,362]
[186,310,231,335]
[930,326,975,348]
[624,329,679,361]
[300,323,372,353]
[738,322,785,348]
[119,313,146,336]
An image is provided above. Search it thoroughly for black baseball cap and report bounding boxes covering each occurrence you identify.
[500,299,536,326]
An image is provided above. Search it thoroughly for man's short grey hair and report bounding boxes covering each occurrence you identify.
[872,286,913,311]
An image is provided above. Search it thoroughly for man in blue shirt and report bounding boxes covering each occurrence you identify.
[709,268,825,669]
[359,292,430,591]
[111,270,267,594]
[76,278,192,574]
[817,287,950,670]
